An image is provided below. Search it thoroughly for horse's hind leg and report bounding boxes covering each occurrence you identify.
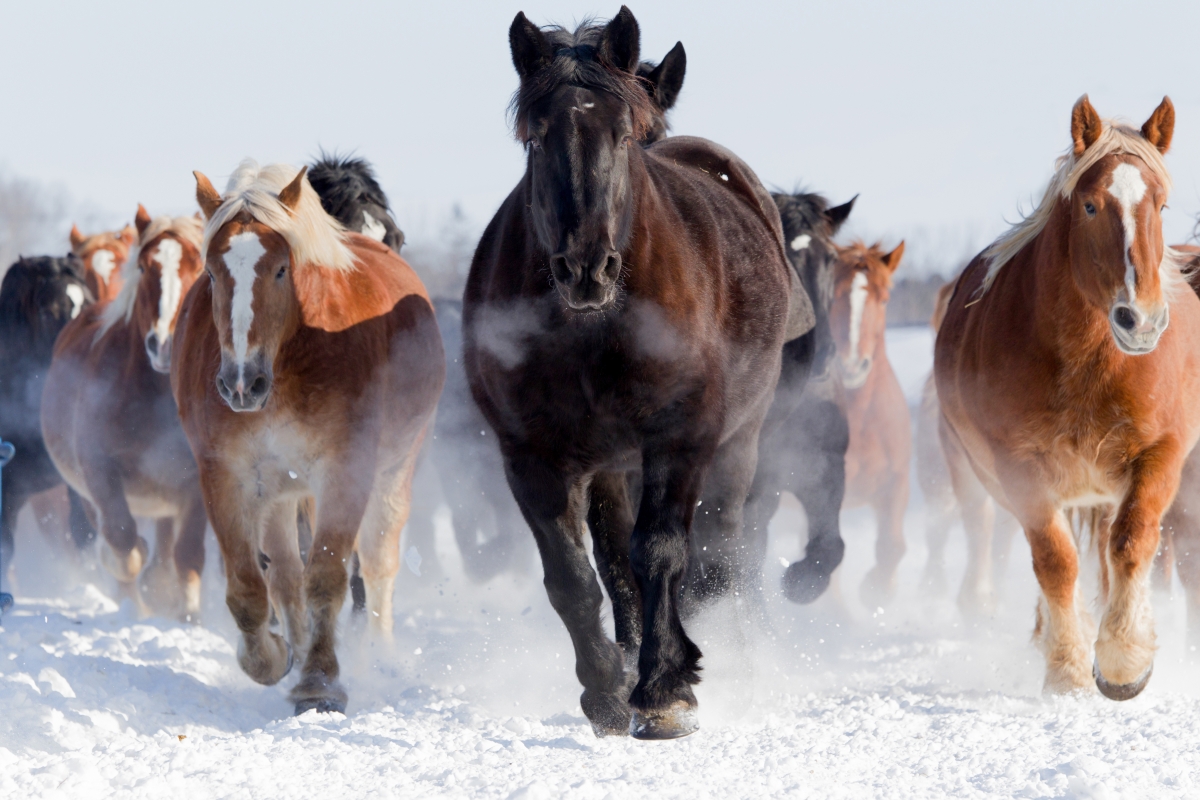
[80,455,149,611]
[920,495,956,598]
[261,498,308,658]
[507,453,630,737]
[358,455,421,642]
[940,416,995,617]
[140,518,180,617]
[861,476,909,609]
[173,491,207,622]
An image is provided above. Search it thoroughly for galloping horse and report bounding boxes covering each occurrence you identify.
[936,96,1200,699]
[0,256,94,579]
[744,191,855,604]
[465,9,802,739]
[70,224,136,304]
[43,207,207,618]
[174,161,442,714]
[832,241,910,606]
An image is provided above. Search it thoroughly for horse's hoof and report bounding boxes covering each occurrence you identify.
[630,701,699,740]
[1093,658,1152,701]
[782,560,831,605]
[101,536,150,583]
[581,690,632,737]
[294,697,346,715]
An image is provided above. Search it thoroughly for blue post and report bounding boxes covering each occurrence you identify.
[0,440,14,616]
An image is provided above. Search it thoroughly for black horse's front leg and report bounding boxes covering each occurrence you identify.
[628,447,709,739]
[506,454,631,736]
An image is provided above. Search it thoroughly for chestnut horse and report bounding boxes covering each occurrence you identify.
[70,223,136,304]
[935,96,1200,699]
[174,161,442,714]
[916,281,1020,605]
[43,207,207,618]
[465,10,803,739]
[831,241,910,606]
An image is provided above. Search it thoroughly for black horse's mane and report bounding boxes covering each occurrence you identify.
[509,21,657,143]
[772,191,833,241]
[308,153,392,222]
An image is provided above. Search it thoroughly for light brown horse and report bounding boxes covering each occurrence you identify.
[70,223,136,304]
[173,161,443,714]
[831,241,911,607]
[916,281,1020,607]
[936,96,1200,699]
[43,207,208,618]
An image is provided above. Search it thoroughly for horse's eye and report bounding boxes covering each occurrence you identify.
[528,137,541,150]
[276,265,287,280]
[1084,202,1096,217]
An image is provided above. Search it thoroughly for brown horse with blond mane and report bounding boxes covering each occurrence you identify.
[43,206,207,617]
[936,96,1200,699]
[831,240,911,606]
[173,160,443,714]
[70,223,136,303]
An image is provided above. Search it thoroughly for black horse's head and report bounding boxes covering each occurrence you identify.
[636,41,686,145]
[772,192,855,370]
[509,7,658,313]
[307,153,405,254]
[0,255,91,360]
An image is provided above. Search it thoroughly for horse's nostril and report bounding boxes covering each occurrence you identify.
[216,376,230,398]
[249,376,270,397]
[550,255,573,284]
[1114,306,1137,331]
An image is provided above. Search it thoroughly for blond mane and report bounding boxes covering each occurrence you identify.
[981,121,1174,293]
[97,215,204,341]
[201,159,356,274]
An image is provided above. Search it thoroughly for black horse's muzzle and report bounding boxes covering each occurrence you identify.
[550,250,622,311]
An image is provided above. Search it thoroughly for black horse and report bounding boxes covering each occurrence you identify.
[0,256,97,575]
[741,192,855,604]
[464,8,808,739]
[308,154,406,252]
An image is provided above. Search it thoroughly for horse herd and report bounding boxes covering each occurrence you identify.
[3,6,1200,740]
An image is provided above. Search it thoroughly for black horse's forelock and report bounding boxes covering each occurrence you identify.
[308,152,392,220]
[773,191,833,240]
[0,255,87,346]
[509,22,656,143]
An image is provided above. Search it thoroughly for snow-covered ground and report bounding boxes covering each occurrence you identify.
[3,327,1199,799]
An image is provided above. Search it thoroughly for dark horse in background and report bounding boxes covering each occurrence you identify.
[309,154,406,253]
[742,192,854,605]
[0,256,97,582]
[465,9,807,739]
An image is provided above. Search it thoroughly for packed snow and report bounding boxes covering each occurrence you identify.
[3,327,1199,799]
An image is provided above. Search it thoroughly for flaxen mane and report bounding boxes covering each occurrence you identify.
[981,121,1176,293]
[201,159,356,273]
[97,215,204,340]
[509,20,657,143]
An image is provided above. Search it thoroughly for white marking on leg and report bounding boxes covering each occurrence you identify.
[848,271,869,361]
[151,238,183,346]
[91,249,116,283]
[65,284,84,318]
[224,232,266,387]
[360,211,387,242]
[1108,162,1148,305]
[790,234,811,252]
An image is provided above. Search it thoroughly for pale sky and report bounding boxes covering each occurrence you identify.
[4,0,1200,271]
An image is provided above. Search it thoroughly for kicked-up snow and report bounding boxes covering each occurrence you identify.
[2,327,1199,798]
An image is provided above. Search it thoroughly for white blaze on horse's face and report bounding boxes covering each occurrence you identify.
[1106,161,1169,355]
[151,238,183,350]
[225,231,267,385]
[360,211,387,242]
[91,249,116,284]
[791,234,811,252]
[65,284,84,319]
[843,271,871,386]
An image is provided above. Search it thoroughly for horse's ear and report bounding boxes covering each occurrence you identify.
[1070,94,1103,157]
[277,166,308,212]
[598,6,640,73]
[509,11,552,80]
[194,171,222,220]
[119,224,137,248]
[825,195,856,233]
[69,224,85,249]
[1141,96,1174,154]
[882,241,905,273]
[645,41,686,109]
[134,204,152,237]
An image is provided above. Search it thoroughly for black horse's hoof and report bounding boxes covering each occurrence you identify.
[581,690,632,737]
[782,560,831,605]
[1093,658,1152,701]
[630,701,699,740]
[294,697,347,715]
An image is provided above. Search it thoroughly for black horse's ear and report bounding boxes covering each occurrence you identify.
[510,11,552,80]
[645,41,686,109]
[598,6,640,73]
[825,195,857,233]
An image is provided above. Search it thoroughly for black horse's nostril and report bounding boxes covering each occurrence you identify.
[1114,306,1137,331]
[599,253,621,284]
[550,254,574,285]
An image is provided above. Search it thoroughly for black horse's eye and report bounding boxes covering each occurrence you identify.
[528,136,541,150]
[1084,202,1096,217]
